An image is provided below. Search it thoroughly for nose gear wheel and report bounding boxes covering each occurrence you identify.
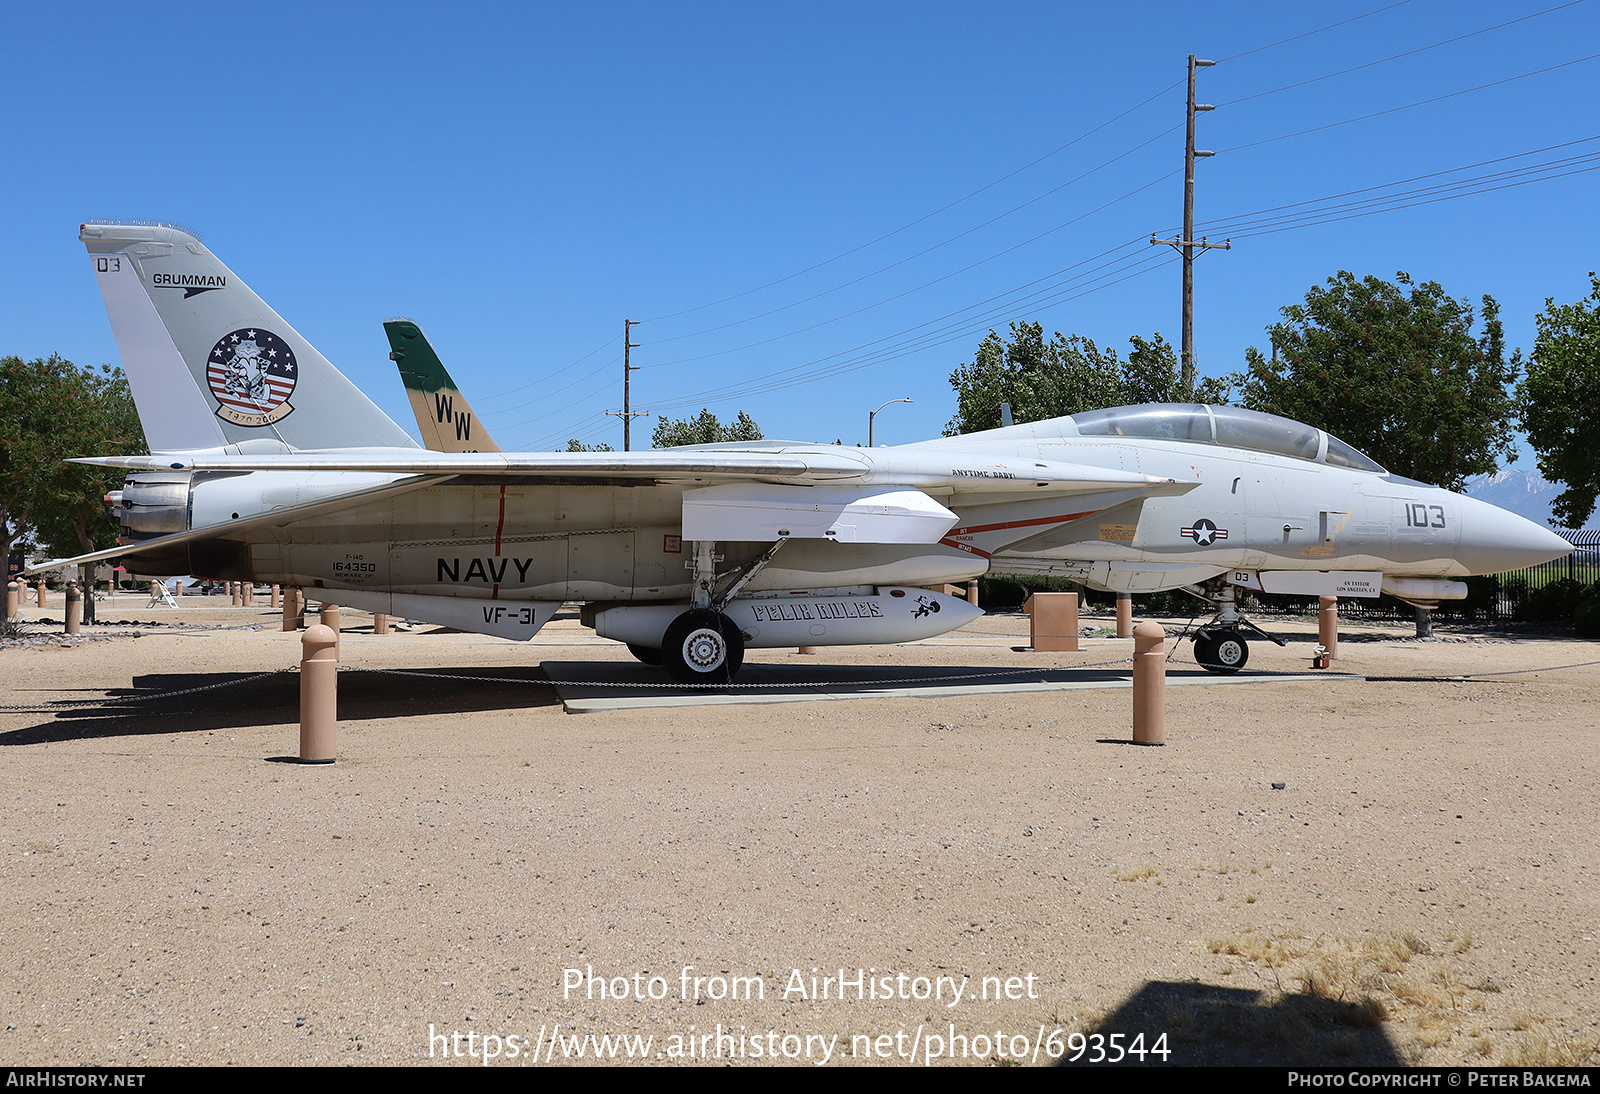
[1194,628,1249,674]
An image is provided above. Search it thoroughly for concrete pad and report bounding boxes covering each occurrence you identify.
[543,659,1364,712]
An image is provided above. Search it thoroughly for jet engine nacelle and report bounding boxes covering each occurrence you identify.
[120,468,410,544]
[118,472,192,540]
[592,586,983,649]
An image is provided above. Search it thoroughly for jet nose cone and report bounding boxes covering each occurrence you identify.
[1456,496,1573,574]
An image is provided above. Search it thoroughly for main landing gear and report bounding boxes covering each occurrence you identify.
[661,608,745,685]
[1187,579,1286,675]
[649,539,785,685]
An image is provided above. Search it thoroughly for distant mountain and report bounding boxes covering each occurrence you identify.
[1464,468,1592,532]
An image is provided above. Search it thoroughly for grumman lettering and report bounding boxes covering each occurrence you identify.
[152,273,226,288]
[438,557,537,584]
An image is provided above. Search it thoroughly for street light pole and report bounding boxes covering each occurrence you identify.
[869,398,914,447]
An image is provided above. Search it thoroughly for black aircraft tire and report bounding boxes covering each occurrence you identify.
[626,643,664,666]
[1195,630,1248,674]
[662,609,745,685]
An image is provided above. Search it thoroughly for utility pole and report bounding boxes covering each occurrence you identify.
[1151,54,1230,396]
[606,319,649,450]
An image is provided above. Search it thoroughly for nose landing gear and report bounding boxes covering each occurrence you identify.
[1187,578,1286,674]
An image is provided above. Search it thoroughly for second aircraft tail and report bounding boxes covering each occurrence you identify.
[384,318,500,453]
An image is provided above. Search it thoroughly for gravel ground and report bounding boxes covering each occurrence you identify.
[2,596,1597,1067]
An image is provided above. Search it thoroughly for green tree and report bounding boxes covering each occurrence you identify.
[943,322,1227,436]
[0,355,147,622]
[1519,273,1600,527]
[1238,271,1519,492]
[565,439,615,452]
[652,409,763,448]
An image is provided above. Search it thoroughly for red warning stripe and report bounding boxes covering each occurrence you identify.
[938,508,1102,560]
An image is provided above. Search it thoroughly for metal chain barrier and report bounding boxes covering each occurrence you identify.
[0,669,294,712]
[5,631,1595,714]
[350,657,1140,690]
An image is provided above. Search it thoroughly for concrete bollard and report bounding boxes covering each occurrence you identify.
[65,582,82,635]
[242,583,253,607]
[6,580,18,620]
[282,587,299,631]
[298,623,338,764]
[967,581,979,607]
[271,584,280,609]
[796,646,817,655]
[37,579,48,609]
[1131,620,1166,745]
[374,612,389,636]
[320,602,340,658]
[1116,593,1133,639]
[1318,596,1339,662]
[1025,591,1080,652]
[172,578,182,598]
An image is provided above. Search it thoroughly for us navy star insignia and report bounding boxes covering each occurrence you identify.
[1181,518,1228,546]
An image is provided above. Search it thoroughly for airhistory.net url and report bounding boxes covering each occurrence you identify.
[427,1022,1115,1065]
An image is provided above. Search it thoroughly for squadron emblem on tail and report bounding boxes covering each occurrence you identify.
[207,327,298,426]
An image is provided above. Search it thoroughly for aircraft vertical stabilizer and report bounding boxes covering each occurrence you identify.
[79,222,418,452]
[384,319,500,452]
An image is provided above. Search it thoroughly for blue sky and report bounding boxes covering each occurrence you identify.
[4,1,1597,453]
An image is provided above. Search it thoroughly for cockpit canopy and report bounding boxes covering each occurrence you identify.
[1066,403,1386,473]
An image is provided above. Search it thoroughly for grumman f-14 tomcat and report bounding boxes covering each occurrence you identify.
[40,221,1572,681]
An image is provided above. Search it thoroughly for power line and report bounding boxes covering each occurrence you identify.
[1220,0,1584,102]
[643,170,1181,369]
[643,11,1590,357]
[490,7,1597,438]
[652,133,1600,412]
[491,367,619,433]
[645,124,1184,345]
[635,0,1429,328]
[1186,135,1600,233]
[1218,0,1419,62]
[645,248,1178,412]
[1216,52,1600,156]
[1204,154,1600,240]
[647,256,1179,413]
[480,334,617,402]
[639,85,1184,325]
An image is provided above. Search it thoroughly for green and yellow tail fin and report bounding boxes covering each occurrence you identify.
[384,318,500,453]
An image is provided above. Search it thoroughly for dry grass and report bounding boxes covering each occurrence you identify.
[1500,1033,1600,1067]
[1116,865,1159,882]
[1186,928,1593,1064]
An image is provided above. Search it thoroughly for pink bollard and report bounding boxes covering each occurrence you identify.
[298,624,338,763]
[1132,621,1166,746]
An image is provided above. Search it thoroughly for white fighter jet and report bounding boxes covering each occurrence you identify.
[44,222,1571,680]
